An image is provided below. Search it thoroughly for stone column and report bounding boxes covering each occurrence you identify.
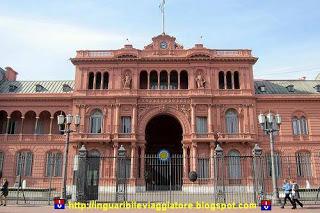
[49,116,54,135]
[167,72,170,89]
[140,144,145,180]
[112,143,119,178]
[191,104,195,134]
[147,72,150,89]
[178,72,180,89]
[210,143,215,179]
[191,142,197,172]
[157,72,160,89]
[216,105,221,131]
[115,104,120,134]
[100,73,104,89]
[20,117,25,135]
[93,72,96,90]
[34,116,39,134]
[5,116,10,134]
[208,104,212,133]
[130,144,136,178]
[76,145,87,202]
[224,73,227,89]
[231,72,235,89]
[132,105,137,134]
[183,144,189,178]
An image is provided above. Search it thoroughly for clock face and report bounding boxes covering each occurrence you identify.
[160,41,168,49]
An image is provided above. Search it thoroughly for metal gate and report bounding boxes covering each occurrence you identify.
[145,154,183,191]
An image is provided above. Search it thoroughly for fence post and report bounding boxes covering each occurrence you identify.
[76,145,87,202]
[252,144,263,204]
[116,145,127,202]
[214,144,225,203]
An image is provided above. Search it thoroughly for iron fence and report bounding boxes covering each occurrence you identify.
[1,151,320,205]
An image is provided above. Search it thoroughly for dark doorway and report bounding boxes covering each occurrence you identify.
[145,114,183,191]
[86,150,100,200]
[145,114,183,154]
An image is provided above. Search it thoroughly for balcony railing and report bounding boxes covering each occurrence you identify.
[0,134,64,142]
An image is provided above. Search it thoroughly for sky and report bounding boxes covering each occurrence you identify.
[0,0,320,81]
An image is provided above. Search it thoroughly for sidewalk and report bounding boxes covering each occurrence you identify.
[0,205,320,213]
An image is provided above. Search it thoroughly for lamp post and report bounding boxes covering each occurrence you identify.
[57,114,80,199]
[258,112,281,204]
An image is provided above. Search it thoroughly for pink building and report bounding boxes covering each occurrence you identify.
[0,34,319,201]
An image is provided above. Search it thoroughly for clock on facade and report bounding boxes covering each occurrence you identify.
[160,41,168,49]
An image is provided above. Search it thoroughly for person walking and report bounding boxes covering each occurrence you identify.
[281,179,295,208]
[291,179,303,209]
[0,178,8,206]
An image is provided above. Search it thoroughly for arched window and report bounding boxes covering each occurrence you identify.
[88,72,94,89]
[90,110,103,133]
[0,151,4,174]
[219,71,225,89]
[160,71,168,89]
[226,71,232,89]
[296,152,312,177]
[228,150,241,184]
[292,116,308,135]
[150,71,158,89]
[16,151,33,176]
[103,72,109,89]
[180,70,188,89]
[45,151,62,177]
[225,109,239,134]
[170,71,178,89]
[266,152,281,177]
[292,117,300,135]
[300,116,308,135]
[95,72,101,89]
[234,71,240,89]
[139,71,148,89]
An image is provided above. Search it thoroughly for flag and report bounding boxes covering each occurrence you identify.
[159,0,165,13]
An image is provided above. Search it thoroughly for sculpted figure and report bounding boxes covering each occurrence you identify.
[122,72,131,89]
[195,73,206,89]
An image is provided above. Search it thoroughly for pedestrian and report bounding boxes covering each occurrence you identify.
[291,179,303,209]
[281,179,295,208]
[0,178,8,206]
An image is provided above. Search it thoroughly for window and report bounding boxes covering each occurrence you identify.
[95,72,101,89]
[160,71,168,89]
[228,150,241,184]
[118,158,131,179]
[234,71,240,89]
[16,151,33,176]
[45,152,63,177]
[139,71,148,89]
[0,152,4,174]
[296,152,312,177]
[226,71,232,89]
[266,153,281,178]
[62,84,72,92]
[90,110,103,133]
[292,116,309,135]
[103,72,109,89]
[225,109,239,134]
[180,70,188,89]
[196,117,208,134]
[88,72,94,89]
[35,120,44,134]
[8,120,17,134]
[150,71,158,89]
[169,71,178,89]
[197,158,209,179]
[219,71,225,89]
[121,116,131,133]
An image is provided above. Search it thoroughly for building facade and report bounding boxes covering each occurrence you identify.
[0,34,320,198]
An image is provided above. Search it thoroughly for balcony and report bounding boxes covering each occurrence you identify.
[71,133,111,143]
[0,134,64,143]
[193,133,255,142]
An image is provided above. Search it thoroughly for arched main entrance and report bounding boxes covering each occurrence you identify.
[145,114,183,154]
[144,114,183,191]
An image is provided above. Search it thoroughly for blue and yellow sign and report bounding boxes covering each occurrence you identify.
[158,149,170,161]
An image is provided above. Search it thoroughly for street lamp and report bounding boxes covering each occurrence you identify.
[58,113,80,199]
[258,112,281,204]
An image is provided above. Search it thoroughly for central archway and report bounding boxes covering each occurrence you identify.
[144,114,183,191]
[145,114,183,154]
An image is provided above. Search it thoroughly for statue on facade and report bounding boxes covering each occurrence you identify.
[122,72,131,89]
[195,73,206,89]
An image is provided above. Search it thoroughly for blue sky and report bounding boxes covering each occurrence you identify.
[0,0,320,80]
